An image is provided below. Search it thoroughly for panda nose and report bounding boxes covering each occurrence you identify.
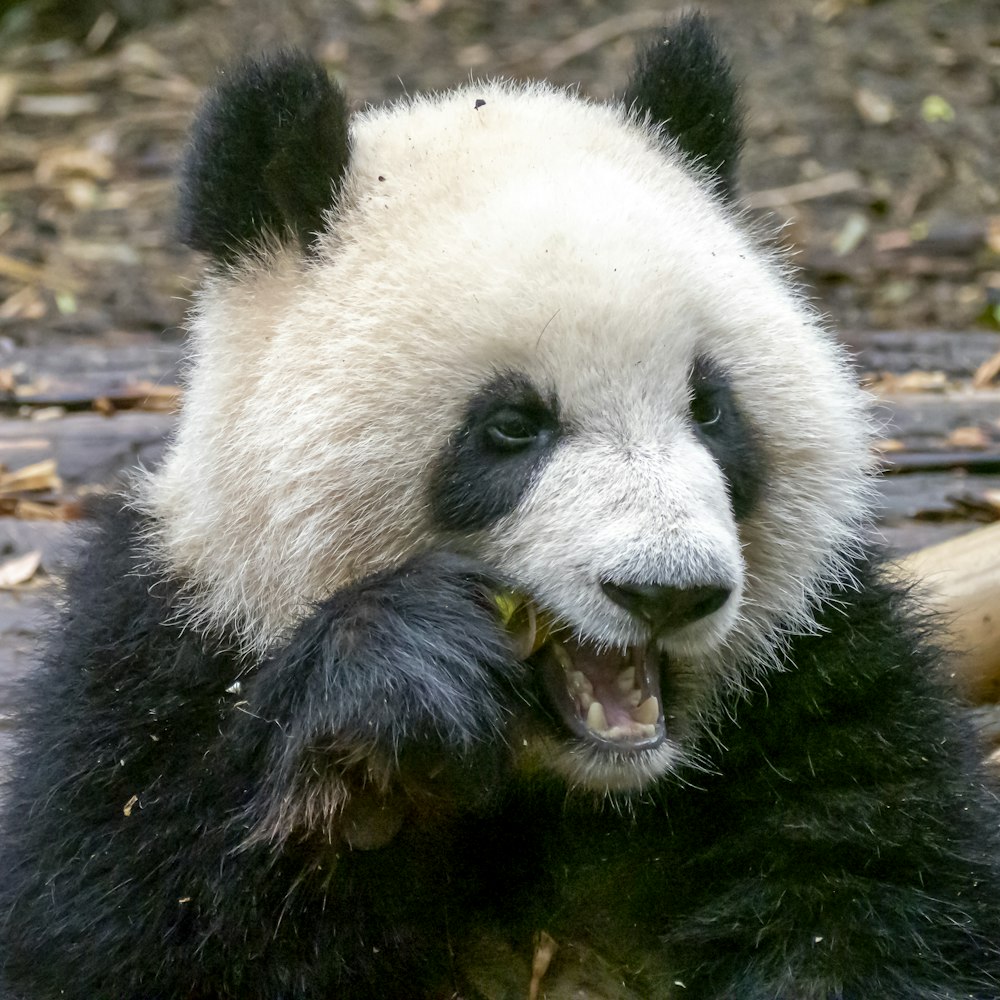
[600,580,731,633]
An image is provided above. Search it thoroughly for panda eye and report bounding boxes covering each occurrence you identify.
[484,408,545,452]
[688,357,727,432]
[689,387,722,430]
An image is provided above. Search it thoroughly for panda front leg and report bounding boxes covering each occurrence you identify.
[224,550,525,999]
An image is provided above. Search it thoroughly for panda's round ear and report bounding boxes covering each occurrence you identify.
[178,51,350,265]
[623,12,743,201]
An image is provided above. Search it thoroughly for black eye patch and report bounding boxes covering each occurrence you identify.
[429,371,561,532]
[688,356,765,521]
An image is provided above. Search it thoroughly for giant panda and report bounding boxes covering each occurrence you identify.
[1,12,999,1000]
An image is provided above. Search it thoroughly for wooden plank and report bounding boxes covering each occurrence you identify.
[0,341,182,412]
[874,390,1000,445]
[844,330,1000,379]
[0,411,174,486]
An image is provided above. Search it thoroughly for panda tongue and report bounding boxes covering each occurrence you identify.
[547,636,665,749]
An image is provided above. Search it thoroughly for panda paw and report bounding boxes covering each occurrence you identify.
[251,551,524,819]
[327,550,522,753]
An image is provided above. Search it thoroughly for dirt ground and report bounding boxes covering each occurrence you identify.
[0,0,998,346]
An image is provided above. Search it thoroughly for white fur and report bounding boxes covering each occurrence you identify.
[142,80,875,789]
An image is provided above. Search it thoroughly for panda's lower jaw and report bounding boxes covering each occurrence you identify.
[536,636,666,752]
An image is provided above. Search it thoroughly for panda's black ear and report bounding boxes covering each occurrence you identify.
[178,51,350,265]
[624,12,742,200]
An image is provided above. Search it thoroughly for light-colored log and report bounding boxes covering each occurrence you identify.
[897,522,1000,702]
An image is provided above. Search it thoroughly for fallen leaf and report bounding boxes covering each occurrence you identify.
[921,94,955,124]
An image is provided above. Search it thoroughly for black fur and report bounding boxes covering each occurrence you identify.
[429,371,561,532]
[178,51,350,264]
[1,502,999,999]
[0,499,523,999]
[624,12,743,200]
[689,355,765,520]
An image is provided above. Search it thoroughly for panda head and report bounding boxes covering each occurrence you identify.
[146,14,874,794]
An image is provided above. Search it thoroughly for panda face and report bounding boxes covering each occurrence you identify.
[431,356,754,791]
[147,80,874,794]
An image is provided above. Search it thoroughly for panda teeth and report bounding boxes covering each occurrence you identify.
[633,696,660,725]
[551,642,574,672]
[615,667,636,693]
[586,700,609,733]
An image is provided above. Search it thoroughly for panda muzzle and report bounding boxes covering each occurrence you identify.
[538,636,666,751]
[496,593,666,752]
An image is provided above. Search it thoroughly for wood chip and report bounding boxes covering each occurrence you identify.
[4,498,83,521]
[873,437,906,454]
[15,94,102,117]
[946,426,991,449]
[35,146,115,185]
[0,253,47,286]
[0,287,46,320]
[85,12,119,52]
[0,549,41,588]
[540,9,669,72]
[973,348,1000,389]
[744,171,862,210]
[0,458,61,494]
[868,370,950,393]
[853,87,895,125]
[0,75,18,122]
[832,212,869,256]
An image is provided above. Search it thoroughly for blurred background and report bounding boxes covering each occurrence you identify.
[1,0,997,343]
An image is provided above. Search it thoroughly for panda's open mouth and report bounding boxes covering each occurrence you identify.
[496,592,666,752]
[534,637,666,752]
